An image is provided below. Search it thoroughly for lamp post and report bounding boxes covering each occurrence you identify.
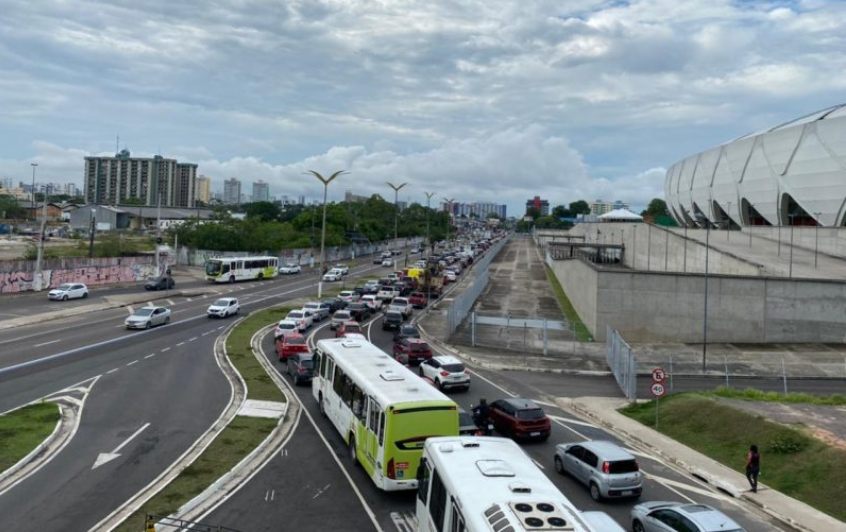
[30,162,37,219]
[699,213,711,373]
[307,170,346,299]
[386,181,408,255]
[814,212,822,269]
[788,213,796,278]
[89,207,96,258]
[424,191,435,257]
[443,197,455,244]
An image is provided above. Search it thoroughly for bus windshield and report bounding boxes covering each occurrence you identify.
[205,260,222,276]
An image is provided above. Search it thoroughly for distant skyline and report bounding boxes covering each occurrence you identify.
[2,1,845,216]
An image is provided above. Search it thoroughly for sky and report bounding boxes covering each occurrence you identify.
[1,0,845,216]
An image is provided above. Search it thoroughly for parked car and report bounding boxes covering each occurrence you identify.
[206,297,239,318]
[381,251,393,259]
[393,324,420,343]
[488,398,551,441]
[388,296,412,318]
[125,306,171,329]
[333,264,349,275]
[392,338,433,365]
[346,301,371,322]
[335,320,363,338]
[276,333,309,361]
[630,502,745,532]
[303,301,329,321]
[381,310,404,331]
[373,256,385,264]
[554,441,643,501]
[274,319,300,339]
[322,269,342,282]
[48,282,88,301]
[285,309,312,332]
[338,290,359,303]
[418,355,469,391]
[278,263,301,274]
[408,292,428,308]
[145,276,175,291]
[330,310,352,330]
[286,352,315,385]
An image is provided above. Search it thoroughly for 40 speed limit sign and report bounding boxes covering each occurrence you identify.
[651,382,666,397]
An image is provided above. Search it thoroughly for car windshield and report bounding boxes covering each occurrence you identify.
[277,322,295,329]
[205,260,222,275]
[57,283,73,291]
[304,303,319,310]
[516,408,546,420]
[134,308,154,317]
[345,325,361,333]
[608,460,639,473]
[458,411,474,426]
[394,298,408,304]
[410,343,430,352]
[288,311,304,318]
[442,363,464,372]
[286,337,307,345]
[299,359,314,369]
[401,326,419,336]
[284,263,297,268]
[386,312,402,320]
[213,299,230,306]
[334,312,351,320]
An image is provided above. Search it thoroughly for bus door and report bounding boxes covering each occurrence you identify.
[364,396,383,470]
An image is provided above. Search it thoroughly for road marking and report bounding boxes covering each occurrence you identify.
[33,339,60,347]
[92,422,151,469]
[161,347,171,352]
[166,299,175,306]
[642,472,703,502]
[390,511,417,532]
[177,342,185,346]
[126,360,138,366]
[189,336,198,342]
[264,488,276,502]
[144,353,155,359]
[107,368,119,374]
[218,325,225,330]
[532,459,545,470]
[186,298,193,302]
[548,415,598,428]
[202,331,212,336]
[311,483,330,500]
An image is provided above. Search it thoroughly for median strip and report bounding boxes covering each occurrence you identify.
[0,403,60,474]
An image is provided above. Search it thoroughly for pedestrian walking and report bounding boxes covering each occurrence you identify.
[745,444,760,492]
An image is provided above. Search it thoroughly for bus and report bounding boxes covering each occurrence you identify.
[416,436,624,532]
[312,337,459,491]
[204,256,279,283]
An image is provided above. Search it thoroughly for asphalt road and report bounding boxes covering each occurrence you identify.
[205,306,783,532]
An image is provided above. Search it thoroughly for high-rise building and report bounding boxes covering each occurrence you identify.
[344,190,369,203]
[252,180,270,202]
[63,182,80,197]
[590,199,630,215]
[298,195,306,205]
[83,149,198,207]
[223,178,242,205]
[525,196,549,216]
[195,175,211,204]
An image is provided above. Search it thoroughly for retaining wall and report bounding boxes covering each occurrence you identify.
[0,256,157,294]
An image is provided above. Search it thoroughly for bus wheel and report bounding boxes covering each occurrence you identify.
[349,436,357,466]
[257,272,264,280]
[318,393,326,417]
[229,276,235,284]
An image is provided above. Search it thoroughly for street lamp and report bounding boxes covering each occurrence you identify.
[424,192,435,257]
[697,212,711,373]
[307,170,347,299]
[386,182,408,255]
[30,162,38,219]
[814,212,822,269]
[89,207,97,258]
[788,213,796,278]
[443,197,455,244]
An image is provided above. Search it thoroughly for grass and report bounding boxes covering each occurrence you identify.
[712,386,846,406]
[543,264,593,341]
[620,393,846,520]
[0,402,60,473]
[115,416,277,532]
[225,306,291,402]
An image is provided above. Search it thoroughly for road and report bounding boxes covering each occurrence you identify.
[204,307,784,532]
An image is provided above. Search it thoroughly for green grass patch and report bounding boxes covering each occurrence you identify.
[0,402,60,473]
[620,393,846,520]
[115,415,277,532]
[225,306,291,402]
[712,386,846,406]
[543,265,592,341]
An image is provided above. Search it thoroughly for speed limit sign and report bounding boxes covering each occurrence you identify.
[651,382,666,397]
[651,367,666,382]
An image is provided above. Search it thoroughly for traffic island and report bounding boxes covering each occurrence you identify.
[0,403,60,478]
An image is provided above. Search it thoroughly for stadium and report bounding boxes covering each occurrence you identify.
[665,104,846,228]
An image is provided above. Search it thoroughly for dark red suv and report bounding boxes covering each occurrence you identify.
[489,398,551,441]
[392,338,432,365]
[408,292,428,308]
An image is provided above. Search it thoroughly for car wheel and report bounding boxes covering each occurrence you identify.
[632,520,645,532]
[164,316,170,324]
[436,379,444,391]
[82,292,88,299]
[589,482,602,502]
[292,374,300,386]
[229,276,235,283]
[554,456,564,474]
[257,272,264,280]
[418,366,424,376]
[145,321,151,329]
[348,436,357,466]
[62,294,68,301]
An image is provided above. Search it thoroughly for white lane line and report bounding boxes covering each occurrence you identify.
[161,347,171,352]
[126,360,138,366]
[641,472,701,502]
[532,459,545,470]
[189,337,198,342]
[144,353,155,359]
[106,368,119,374]
[34,339,61,347]
[217,325,225,330]
[548,415,598,428]
[176,342,185,346]
[166,299,175,306]
[186,298,193,302]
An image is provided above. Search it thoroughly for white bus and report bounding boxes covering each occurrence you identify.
[312,337,459,491]
[416,436,624,532]
[204,256,279,283]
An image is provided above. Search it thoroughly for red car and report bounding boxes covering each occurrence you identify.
[408,292,428,309]
[335,321,363,338]
[276,333,309,361]
[392,338,433,365]
[488,398,551,441]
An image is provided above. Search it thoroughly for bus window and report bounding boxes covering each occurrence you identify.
[367,398,380,433]
[333,366,345,396]
[342,376,354,406]
[449,498,466,532]
[417,458,430,504]
[221,263,230,274]
[378,411,385,446]
[429,469,447,532]
[351,385,365,420]
[325,357,334,382]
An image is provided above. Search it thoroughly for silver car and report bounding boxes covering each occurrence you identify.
[303,301,328,321]
[125,306,171,329]
[631,501,745,532]
[330,310,352,330]
[554,440,642,501]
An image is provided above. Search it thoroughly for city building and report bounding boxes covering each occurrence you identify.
[440,201,506,219]
[195,175,211,204]
[252,180,270,202]
[666,103,846,227]
[525,196,549,216]
[0,184,30,200]
[298,195,306,205]
[344,190,369,203]
[590,199,629,216]
[69,205,214,232]
[63,183,80,197]
[83,150,198,208]
[223,177,242,205]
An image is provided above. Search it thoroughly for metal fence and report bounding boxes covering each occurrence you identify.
[607,325,637,401]
[444,237,509,334]
[452,312,575,355]
[145,514,242,532]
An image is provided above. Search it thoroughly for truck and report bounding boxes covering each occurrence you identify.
[420,269,444,298]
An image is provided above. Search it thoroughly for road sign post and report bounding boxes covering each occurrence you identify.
[650,367,667,429]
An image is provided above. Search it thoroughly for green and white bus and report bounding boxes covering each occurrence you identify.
[204,256,279,283]
[312,337,459,491]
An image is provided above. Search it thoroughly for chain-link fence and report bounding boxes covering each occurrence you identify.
[607,325,637,401]
[452,312,576,355]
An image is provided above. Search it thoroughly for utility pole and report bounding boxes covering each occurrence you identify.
[89,207,96,258]
[386,181,408,254]
[34,186,48,291]
[155,189,162,276]
[702,215,710,373]
[814,211,822,269]
[30,162,37,220]
[443,197,455,244]
[424,191,435,257]
[307,170,347,299]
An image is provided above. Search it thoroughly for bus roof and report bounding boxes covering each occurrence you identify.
[315,337,452,408]
[207,255,276,261]
[423,436,612,532]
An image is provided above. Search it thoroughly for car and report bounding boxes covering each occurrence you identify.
[381,258,394,267]
[381,310,404,331]
[393,282,412,297]
[393,338,433,365]
[373,256,385,265]
[408,292,428,308]
[443,270,457,283]
[322,269,342,282]
[458,408,482,436]
[388,296,412,318]
[630,502,746,532]
[335,320,363,338]
[285,309,311,332]
[48,282,88,301]
[346,301,371,322]
[330,310,352,330]
[418,355,469,390]
[274,319,299,339]
[333,264,349,275]
[145,276,175,291]
[381,251,393,259]
[361,294,381,311]
[338,290,359,303]
[286,352,314,385]
[303,301,329,321]
[376,286,398,302]
[125,306,171,329]
[488,398,551,441]
[554,440,643,501]
[276,333,309,361]
[393,323,420,343]
[322,297,345,312]
[387,272,400,282]
[278,263,301,274]
[207,297,239,318]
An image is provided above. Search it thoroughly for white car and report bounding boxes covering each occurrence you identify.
[361,294,381,311]
[125,306,171,329]
[338,290,359,303]
[274,319,299,338]
[322,269,342,282]
[286,310,312,331]
[388,297,412,318]
[381,258,394,267]
[303,301,328,321]
[444,270,457,282]
[207,297,240,318]
[333,264,350,275]
[48,283,88,301]
[419,355,470,391]
[278,263,301,274]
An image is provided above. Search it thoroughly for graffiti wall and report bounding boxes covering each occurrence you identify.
[0,257,157,294]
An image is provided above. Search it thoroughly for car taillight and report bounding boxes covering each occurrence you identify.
[602,461,610,474]
[387,458,395,479]
[439,371,449,377]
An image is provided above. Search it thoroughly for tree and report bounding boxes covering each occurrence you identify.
[552,205,570,219]
[525,207,540,220]
[0,196,26,219]
[643,198,669,217]
[568,200,590,215]
[244,201,281,222]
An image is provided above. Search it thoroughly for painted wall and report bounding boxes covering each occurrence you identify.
[0,257,157,294]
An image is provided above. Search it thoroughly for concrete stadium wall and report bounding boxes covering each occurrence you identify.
[550,257,846,343]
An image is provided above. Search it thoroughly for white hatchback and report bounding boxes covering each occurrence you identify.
[207,297,239,318]
[286,309,312,331]
[48,283,89,301]
[418,355,470,391]
[274,319,299,338]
